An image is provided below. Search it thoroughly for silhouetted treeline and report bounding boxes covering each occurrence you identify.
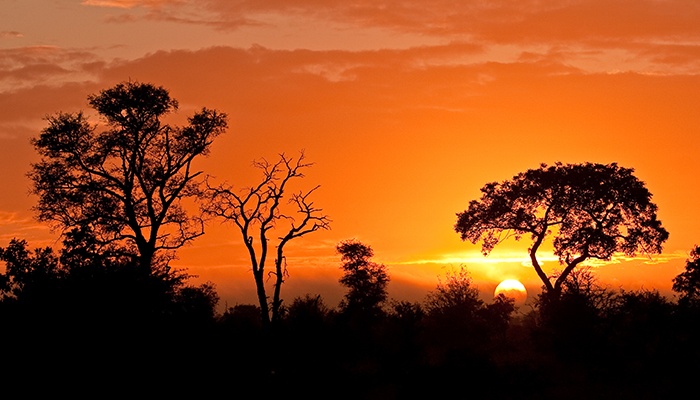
[3,240,700,399]
[15,81,692,397]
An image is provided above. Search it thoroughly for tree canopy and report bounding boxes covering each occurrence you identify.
[455,162,669,297]
[29,81,228,273]
[672,245,700,306]
[336,239,390,318]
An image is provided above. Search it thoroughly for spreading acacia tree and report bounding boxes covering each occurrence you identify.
[454,162,669,299]
[203,151,331,327]
[29,81,228,274]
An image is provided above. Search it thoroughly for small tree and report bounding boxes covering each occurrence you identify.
[672,245,700,306]
[455,162,669,299]
[422,266,514,364]
[424,266,483,315]
[533,267,613,349]
[285,294,331,327]
[0,239,63,305]
[29,81,228,274]
[336,239,390,319]
[203,151,331,327]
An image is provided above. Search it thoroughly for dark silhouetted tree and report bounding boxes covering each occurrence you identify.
[59,225,133,272]
[424,266,483,316]
[215,303,267,374]
[203,151,331,327]
[218,304,264,333]
[0,234,219,324]
[383,300,425,368]
[0,238,63,307]
[532,267,614,361]
[0,233,222,392]
[604,288,676,384]
[285,293,332,328]
[421,266,515,378]
[0,232,221,359]
[336,239,389,319]
[455,162,669,300]
[483,293,518,335]
[388,300,425,325]
[538,266,617,315]
[423,266,515,341]
[280,294,334,374]
[29,81,228,274]
[672,245,700,306]
[171,282,220,326]
[607,288,674,346]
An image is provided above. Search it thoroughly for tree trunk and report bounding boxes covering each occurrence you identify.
[254,269,271,327]
[138,246,154,276]
[270,247,285,325]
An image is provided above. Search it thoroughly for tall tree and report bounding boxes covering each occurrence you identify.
[203,151,331,326]
[336,239,390,319]
[29,81,228,274]
[455,162,669,299]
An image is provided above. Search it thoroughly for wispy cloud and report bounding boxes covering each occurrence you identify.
[81,0,173,9]
[0,46,103,92]
[0,211,54,246]
[400,251,556,267]
[88,1,700,74]
[399,248,688,270]
[0,31,23,39]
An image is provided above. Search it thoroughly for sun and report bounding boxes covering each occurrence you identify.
[494,279,527,306]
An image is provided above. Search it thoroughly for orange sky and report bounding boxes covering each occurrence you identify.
[1,1,699,310]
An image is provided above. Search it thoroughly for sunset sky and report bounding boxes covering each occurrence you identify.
[2,1,699,310]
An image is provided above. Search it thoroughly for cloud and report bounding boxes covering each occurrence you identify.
[634,42,700,72]
[61,1,700,77]
[0,82,99,125]
[0,31,23,39]
[0,46,103,92]
[0,211,54,246]
[82,0,259,31]
[596,251,689,266]
[73,1,700,74]
[195,0,700,43]
[81,0,174,8]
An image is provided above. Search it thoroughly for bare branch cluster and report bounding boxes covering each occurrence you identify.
[202,150,331,326]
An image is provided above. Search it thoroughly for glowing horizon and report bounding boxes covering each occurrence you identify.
[2,1,699,309]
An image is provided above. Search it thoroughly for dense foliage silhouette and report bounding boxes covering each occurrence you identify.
[29,81,228,274]
[455,162,669,300]
[672,245,700,306]
[2,238,700,397]
[337,239,390,320]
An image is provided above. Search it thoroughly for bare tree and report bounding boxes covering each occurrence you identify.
[203,151,331,326]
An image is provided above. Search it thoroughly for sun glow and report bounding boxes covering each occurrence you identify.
[494,279,528,306]
[403,250,557,266]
